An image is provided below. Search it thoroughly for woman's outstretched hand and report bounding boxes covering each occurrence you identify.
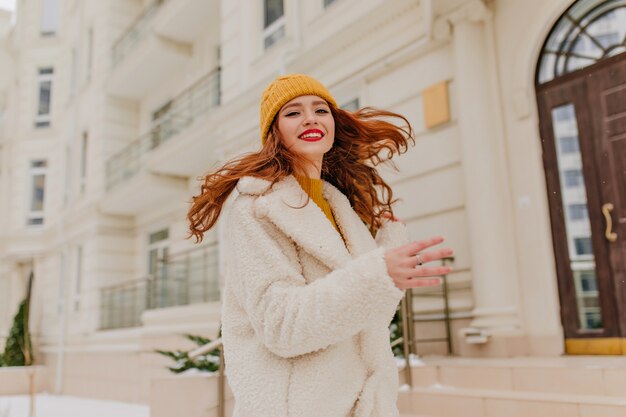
[384,236,453,290]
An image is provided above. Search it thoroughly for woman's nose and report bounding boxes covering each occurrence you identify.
[303,111,318,125]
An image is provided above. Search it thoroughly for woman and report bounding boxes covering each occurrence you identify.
[188,74,453,417]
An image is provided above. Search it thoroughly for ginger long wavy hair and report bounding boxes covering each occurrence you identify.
[187,105,415,242]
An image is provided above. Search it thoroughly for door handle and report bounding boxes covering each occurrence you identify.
[602,203,617,242]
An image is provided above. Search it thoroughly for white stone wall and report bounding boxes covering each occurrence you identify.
[493,0,573,355]
[0,0,575,401]
[0,8,13,345]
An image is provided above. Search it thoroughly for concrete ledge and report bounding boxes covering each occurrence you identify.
[406,357,626,397]
[0,366,47,395]
[403,386,626,417]
[409,386,626,406]
[150,371,233,417]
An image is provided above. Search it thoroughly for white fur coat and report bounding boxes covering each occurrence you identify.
[221,175,409,417]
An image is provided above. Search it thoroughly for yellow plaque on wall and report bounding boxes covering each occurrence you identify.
[565,338,626,355]
[422,81,450,129]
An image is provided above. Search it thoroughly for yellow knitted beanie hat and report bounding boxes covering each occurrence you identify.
[259,74,337,144]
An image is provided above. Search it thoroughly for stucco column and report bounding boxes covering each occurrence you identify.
[448,1,523,347]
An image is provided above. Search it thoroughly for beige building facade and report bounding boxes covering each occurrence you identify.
[0,0,625,411]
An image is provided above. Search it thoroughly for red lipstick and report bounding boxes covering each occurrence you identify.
[298,129,324,142]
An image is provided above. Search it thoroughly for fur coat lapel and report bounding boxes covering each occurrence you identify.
[237,175,378,271]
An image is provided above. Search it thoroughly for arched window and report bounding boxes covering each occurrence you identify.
[537,0,626,84]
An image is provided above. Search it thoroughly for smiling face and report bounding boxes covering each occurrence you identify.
[276,95,335,172]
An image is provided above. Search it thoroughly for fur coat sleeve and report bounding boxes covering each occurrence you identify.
[375,220,410,250]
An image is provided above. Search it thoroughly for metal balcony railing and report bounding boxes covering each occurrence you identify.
[189,337,225,417]
[99,277,150,330]
[111,0,166,68]
[99,243,220,330]
[105,68,221,190]
[393,257,456,387]
[150,244,221,309]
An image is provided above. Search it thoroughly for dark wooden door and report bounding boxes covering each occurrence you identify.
[536,53,626,352]
[587,56,626,338]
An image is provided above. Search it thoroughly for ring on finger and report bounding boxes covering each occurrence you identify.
[415,254,423,266]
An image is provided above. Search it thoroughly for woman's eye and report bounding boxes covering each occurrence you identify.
[286,111,299,117]
[316,109,329,114]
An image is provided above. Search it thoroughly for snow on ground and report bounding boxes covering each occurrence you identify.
[0,394,149,417]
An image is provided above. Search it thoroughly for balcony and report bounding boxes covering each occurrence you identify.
[154,0,219,44]
[107,0,192,100]
[100,125,188,214]
[102,69,220,214]
[99,244,220,330]
[144,68,227,177]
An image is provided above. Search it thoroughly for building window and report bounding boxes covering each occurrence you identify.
[553,106,574,122]
[263,0,285,49]
[536,0,626,84]
[148,229,169,277]
[58,250,67,315]
[70,48,78,97]
[574,237,593,256]
[148,228,170,308]
[63,145,71,205]
[564,169,583,187]
[595,32,621,49]
[35,67,54,128]
[579,271,597,292]
[72,245,83,311]
[568,203,588,221]
[341,98,360,112]
[151,101,173,148]
[40,0,59,36]
[27,159,47,226]
[79,131,88,194]
[86,28,93,82]
[559,136,580,154]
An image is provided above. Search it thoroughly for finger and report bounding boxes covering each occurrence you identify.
[412,266,453,277]
[407,278,442,287]
[401,237,445,256]
[411,248,454,266]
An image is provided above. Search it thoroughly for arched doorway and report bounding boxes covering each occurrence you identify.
[535,0,626,354]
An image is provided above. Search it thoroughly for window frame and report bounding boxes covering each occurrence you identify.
[26,159,48,227]
[58,249,67,316]
[86,27,94,82]
[63,145,71,205]
[40,0,60,37]
[35,67,54,129]
[263,0,286,50]
[70,47,78,98]
[147,228,170,277]
[536,0,626,85]
[79,131,88,194]
[71,245,83,311]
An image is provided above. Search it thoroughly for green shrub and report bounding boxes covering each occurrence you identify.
[155,333,221,374]
[1,299,33,367]
[389,305,404,357]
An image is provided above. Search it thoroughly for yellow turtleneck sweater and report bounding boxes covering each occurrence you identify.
[295,175,341,235]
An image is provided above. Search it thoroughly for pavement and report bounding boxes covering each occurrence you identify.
[0,394,148,417]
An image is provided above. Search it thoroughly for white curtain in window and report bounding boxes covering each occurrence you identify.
[41,0,59,35]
